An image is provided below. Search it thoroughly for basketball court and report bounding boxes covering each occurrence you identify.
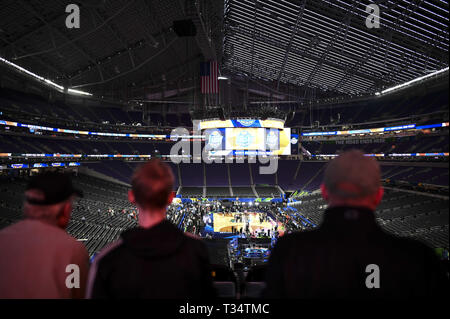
[212,212,283,234]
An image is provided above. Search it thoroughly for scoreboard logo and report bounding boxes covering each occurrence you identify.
[236,131,254,148]
[237,119,256,127]
[266,131,279,150]
[208,130,223,149]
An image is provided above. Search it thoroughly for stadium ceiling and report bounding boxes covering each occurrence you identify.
[222,0,449,96]
[0,0,448,103]
[0,0,223,101]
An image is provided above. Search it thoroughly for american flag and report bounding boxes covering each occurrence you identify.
[200,61,219,94]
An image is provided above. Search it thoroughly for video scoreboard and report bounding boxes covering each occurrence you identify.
[197,119,298,156]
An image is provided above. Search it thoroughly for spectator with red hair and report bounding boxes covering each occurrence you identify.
[87,159,215,299]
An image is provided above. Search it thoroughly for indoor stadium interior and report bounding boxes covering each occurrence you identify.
[0,0,448,302]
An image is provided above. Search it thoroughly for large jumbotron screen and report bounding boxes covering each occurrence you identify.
[197,119,294,156]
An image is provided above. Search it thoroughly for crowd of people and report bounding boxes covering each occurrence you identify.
[0,151,447,299]
[166,199,288,239]
[166,201,208,235]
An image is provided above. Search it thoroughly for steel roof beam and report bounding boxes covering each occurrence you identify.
[276,0,306,91]
[316,0,448,61]
[250,0,260,78]
[0,36,64,77]
[225,2,444,92]
[305,0,358,85]
[1,13,67,50]
[335,0,424,91]
[89,6,144,93]
[17,0,104,82]
[224,57,361,94]
[228,25,379,84]
[70,36,178,89]
[187,0,217,61]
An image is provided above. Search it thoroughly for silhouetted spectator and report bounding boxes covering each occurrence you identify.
[264,150,447,299]
[0,172,89,298]
[87,159,216,299]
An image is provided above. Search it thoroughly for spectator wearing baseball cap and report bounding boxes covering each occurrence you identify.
[264,150,447,299]
[0,171,89,298]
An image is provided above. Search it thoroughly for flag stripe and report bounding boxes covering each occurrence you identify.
[200,61,219,94]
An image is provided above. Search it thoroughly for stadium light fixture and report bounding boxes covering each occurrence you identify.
[375,67,449,96]
[44,79,64,91]
[0,55,93,97]
[68,88,93,96]
[0,56,64,91]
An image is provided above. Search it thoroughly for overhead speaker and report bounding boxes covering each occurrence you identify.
[173,19,197,37]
